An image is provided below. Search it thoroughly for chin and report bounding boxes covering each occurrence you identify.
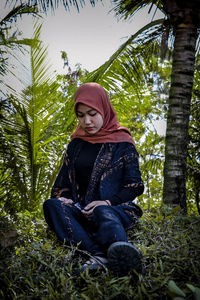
[84,128,97,134]
[87,131,97,135]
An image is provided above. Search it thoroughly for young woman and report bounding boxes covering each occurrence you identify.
[43,82,144,276]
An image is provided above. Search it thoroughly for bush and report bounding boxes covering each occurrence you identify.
[0,207,199,299]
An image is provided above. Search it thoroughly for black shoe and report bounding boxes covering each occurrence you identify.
[107,241,142,276]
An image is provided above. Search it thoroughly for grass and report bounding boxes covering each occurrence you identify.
[0,206,200,299]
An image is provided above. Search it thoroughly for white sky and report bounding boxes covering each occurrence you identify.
[0,0,166,135]
[1,0,163,73]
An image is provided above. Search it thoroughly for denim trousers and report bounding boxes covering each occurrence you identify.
[43,198,134,255]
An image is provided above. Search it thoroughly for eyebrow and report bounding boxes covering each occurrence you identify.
[77,108,97,114]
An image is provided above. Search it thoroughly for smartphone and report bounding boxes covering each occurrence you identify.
[74,202,82,210]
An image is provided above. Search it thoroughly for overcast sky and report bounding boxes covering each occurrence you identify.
[1,0,163,73]
[1,1,166,135]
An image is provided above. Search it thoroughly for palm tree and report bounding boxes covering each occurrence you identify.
[0,3,38,95]
[0,23,75,214]
[6,0,200,211]
[85,0,200,212]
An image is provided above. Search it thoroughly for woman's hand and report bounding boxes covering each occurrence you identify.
[58,197,73,205]
[81,200,111,217]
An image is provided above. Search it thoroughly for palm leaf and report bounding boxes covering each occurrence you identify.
[6,0,97,13]
[86,18,164,91]
[0,4,38,27]
[0,4,39,87]
[112,0,165,20]
[1,22,74,213]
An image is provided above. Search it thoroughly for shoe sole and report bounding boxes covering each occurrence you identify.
[107,241,142,276]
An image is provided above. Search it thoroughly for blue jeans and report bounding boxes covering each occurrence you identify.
[43,198,134,255]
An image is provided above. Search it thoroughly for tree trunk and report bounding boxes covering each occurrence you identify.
[163,24,197,212]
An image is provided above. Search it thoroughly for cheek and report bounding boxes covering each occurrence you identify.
[97,115,104,128]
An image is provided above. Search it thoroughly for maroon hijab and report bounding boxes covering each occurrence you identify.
[71,82,135,144]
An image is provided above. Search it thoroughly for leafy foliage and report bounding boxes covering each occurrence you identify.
[101,56,171,210]
[86,18,165,92]
[0,3,38,95]
[84,18,173,211]
[187,54,200,214]
[0,24,76,214]
[0,3,199,298]
[112,0,165,20]
[6,0,98,13]
[0,208,199,299]
[87,0,200,210]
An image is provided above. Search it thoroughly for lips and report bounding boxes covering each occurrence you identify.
[86,127,95,131]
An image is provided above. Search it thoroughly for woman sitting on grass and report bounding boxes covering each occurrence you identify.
[43,82,144,276]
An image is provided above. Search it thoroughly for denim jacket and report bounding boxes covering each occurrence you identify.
[51,138,144,217]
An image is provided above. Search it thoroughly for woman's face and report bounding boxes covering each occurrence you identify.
[76,103,104,135]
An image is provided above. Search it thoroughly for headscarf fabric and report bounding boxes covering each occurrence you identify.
[71,82,135,145]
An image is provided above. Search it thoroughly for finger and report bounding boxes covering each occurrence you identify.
[60,198,73,203]
[84,204,93,210]
[83,205,91,211]
[84,202,97,210]
[82,208,93,215]
[63,201,70,205]
[62,199,74,205]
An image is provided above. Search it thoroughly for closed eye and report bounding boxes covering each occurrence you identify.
[77,109,97,118]
[88,112,97,117]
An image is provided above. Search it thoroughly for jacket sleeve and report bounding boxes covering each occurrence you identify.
[51,151,73,199]
[109,144,144,205]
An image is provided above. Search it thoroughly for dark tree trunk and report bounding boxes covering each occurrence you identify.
[111,0,200,212]
[163,21,198,211]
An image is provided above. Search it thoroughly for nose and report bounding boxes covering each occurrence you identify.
[84,114,91,125]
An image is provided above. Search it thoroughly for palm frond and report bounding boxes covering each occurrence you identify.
[112,0,165,20]
[0,38,33,47]
[6,0,97,13]
[86,18,164,91]
[0,4,38,26]
[0,4,39,83]
[0,22,74,213]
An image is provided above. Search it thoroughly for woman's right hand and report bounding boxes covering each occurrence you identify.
[58,197,73,205]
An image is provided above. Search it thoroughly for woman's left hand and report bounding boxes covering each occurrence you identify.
[81,200,111,217]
